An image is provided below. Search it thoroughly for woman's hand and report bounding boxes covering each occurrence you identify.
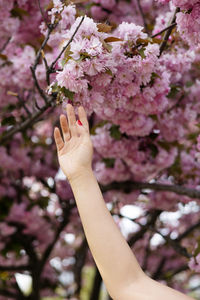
[54,104,94,182]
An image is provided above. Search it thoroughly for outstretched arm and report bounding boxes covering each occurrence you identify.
[54,104,193,300]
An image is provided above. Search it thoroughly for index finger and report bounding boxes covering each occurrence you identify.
[78,106,89,133]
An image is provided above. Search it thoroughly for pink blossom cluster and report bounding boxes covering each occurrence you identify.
[0,0,200,296]
[40,0,76,47]
[189,251,200,272]
[154,1,200,48]
[49,15,172,137]
[156,0,170,4]
[91,123,178,185]
[0,0,20,49]
[7,203,54,250]
[172,0,199,10]
[173,1,200,47]
[89,0,167,26]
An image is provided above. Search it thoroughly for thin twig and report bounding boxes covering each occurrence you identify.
[0,17,85,144]
[151,22,177,38]
[0,37,11,53]
[154,229,191,258]
[0,95,57,145]
[31,25,56,104]
[159,7,180,57]
[17,95,32,116]
[49,16,85,71]
[175,220,200,242]
[37,0,49,28]
[132,22,177,51]
[32,25,55,71]
[30,65,49,103]
[41,52,50,85]
[137,0,148,33]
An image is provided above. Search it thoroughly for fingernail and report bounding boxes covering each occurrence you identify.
[78,120,83,126]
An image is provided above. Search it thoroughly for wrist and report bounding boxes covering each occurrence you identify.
[68,166,94,186]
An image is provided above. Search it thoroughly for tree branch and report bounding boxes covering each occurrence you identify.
[101,180,200,200]
[38,203,75,275]
[0,16,87,146]
[154,229,191,258]
[17,95,32,116]
[161,264,189,280]
[0,289,17,299]
[175,220,200,242]
[73,237,88,297]
[128,210,161,246]
[152,257,166,280]
[90,266,102,300]
[0,265,31,271]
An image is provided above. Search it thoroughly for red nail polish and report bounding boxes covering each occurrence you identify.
[78,120,83,126]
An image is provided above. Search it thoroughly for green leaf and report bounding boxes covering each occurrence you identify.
[1,116,16,126]
[79,52,91,60]
[105,68,113,76]
[60,87,75,100]
[185,81,194,88]
[88,83,93,90]
[138,48,146,59]
[2,104,16,112]
[102,158,115,168]
[0,54,8,61]
[102,41,112,53]
[194,239,200,257]
[61,58,66,68]
[149,114,158,121]
[29,197,49,209]
[0,196,13,221]
[157,140,171,151]
[149,132,159,140]
[187,132,199,141]
[21,130,29,142]
[167,85,181,99]
[109,125,122,140]
[90,120,109,135]
[149,143,159,158]
[149,72,161,86]
[50,82,59,93]
[11,7,29,19]
[168,154,182,176]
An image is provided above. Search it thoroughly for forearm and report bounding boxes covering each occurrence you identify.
[69,168,144,298]
[55,104,193,300]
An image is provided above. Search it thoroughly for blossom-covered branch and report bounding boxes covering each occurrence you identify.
[0,14,85,145]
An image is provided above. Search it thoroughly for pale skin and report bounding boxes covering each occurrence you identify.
[54,103,194,300]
